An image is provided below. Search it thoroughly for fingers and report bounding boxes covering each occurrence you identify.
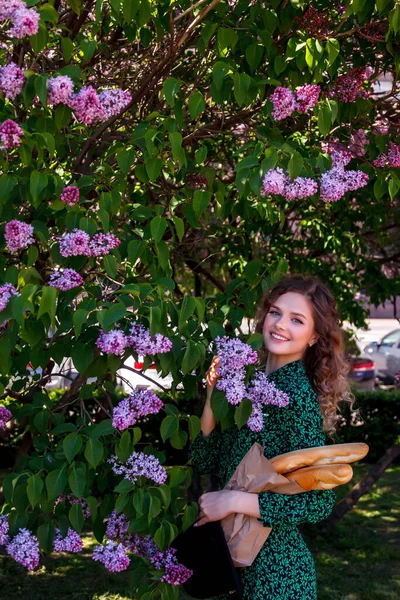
[206,356,221,387]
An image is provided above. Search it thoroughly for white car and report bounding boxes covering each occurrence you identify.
[363,329,400,385]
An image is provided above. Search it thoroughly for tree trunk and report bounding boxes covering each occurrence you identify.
[320,444,400,532]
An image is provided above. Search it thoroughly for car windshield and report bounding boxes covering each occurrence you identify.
[380,330,400,347]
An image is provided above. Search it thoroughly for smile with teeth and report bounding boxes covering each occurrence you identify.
[270,332,290,342]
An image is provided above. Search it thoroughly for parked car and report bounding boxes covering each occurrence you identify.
[348,356,376,390]
[363,329,400,385]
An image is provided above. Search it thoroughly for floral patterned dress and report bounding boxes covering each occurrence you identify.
[189,360,335,600]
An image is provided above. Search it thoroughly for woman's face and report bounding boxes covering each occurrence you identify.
[262,292,318,361]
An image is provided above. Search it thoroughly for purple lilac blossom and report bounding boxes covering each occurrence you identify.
[9,6,40,38]
[96,329,128,355]
[53,528,83,553]
[215,337,258,405]
[295,84,320,113]
[88,232,120,256]
[270,87,298,121]
[125,532,158,558]
[54,494,91,519]
[0,0,24,21]
[373,142,400,168]
[58,229,91,257]
[48,76,74,106]
[283,177,318,200]
[0,283,19,312]
[92,541,130,572]
[0,119,24,149]
[334,66,372,102]
[0,514,9,545]
[48,269,83,291]
[0,406,12,429]
[320,166,368,202]
[105,510,130,540]
[112,389,164,431]
[321,139,352,167]
[5,220,34,252]
[127,323,173,356]
[0,62,25,99]
[69,86,106,125]
[98,89,132,119]
[60,186,79,206]
[261,168,289,196]
[6,528,40,570]
[109,451,167,485]
[349,129,368,157]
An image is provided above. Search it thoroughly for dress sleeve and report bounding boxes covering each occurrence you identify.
[188,427,222,475]
[258,386,336,527]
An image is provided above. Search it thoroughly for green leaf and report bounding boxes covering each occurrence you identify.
[145,156,163,181]
[212,61,230,90]
[245,44,264,72]
[37,523,55,554]
[193,190,211,216]
[27,474,44,508]
[117,430,133,462]
[326,38,340,66]
[103,255,118,278]
[123,0,140,21]
[389,177,400,200]
[195,147,207,164]
[150,216,167,243]
[61,37,74,62]
[288,152,304,180]
[69,502,84,532]
[178,296,196,333]
[160,415,179,442]
[117,148,135,175]
[34,74,48,106]
[170,428,188,449]
[172,216,184,242]
[46,467,68,501]
[68,466,86,498]
[169,466,186,487]
[63,433,83,463]
[30,22,48,53]
[234,399,253,429]
[71,342,93,374]
[73,309,87,336]
[182,502,198,531]
[217,28,238,54]
[37,286,57,322]
[30,170,48,205]
[233,73,251,107]
[188,415,201,439]
[163,78,180,107]
[181,340,201,375]
[0,174,18,201]
[188,91,206,119]
[318,103,332,137]
[84,439,104,469]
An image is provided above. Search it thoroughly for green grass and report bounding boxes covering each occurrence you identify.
[0,464,399,600]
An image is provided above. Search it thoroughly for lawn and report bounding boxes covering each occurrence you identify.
[0,464,399,600]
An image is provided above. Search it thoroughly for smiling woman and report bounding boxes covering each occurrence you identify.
[189,274,356,600]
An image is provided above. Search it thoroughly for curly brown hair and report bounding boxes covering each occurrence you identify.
[254,273,355,438]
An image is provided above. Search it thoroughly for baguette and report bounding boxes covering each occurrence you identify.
[285,463,353,491]
[270,442,369,474]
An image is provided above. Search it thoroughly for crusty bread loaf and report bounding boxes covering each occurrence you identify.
[269,442,369,474]
[285,463,353,491]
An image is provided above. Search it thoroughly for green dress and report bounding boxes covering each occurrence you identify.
[188,360,335,600]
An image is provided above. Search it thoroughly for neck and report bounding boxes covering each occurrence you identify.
[265,354,301,376]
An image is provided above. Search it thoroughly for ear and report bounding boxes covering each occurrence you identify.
[309,334,319,347]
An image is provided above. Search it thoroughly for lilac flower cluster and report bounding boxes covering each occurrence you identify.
[125,532,158,558]
[109,451,167,485]
[246,372,290,432]
[112,389,164,431]
[48,76,74,106]
[270,85,320,120]
[98,89,132,119]
[215,337,258,405]
[58,229,120,258]
[0,514,9,545]
[92,540,130,572]
[321,139,352,167]
[128,323,173,356]
[373,142,400,168]
[5,220,34,252]
[187,173,208,189]
[105,510,130,540]
[0,119,24,150]
[334,66,373,103]
[96,329,128,356]
[66,86,132,126]
[0,62,25,99]
[0,283,19,312]
[349,129,369,158]
[53,528,83,553]
[151,548,192,585]
[0,0,40,39]
[261,168,318,200]
[320,167,369,202]
[48,269,83,291]
[0,406,12,429]
[55,494,91,519]
[60,186,80,206]
[6,528,40,570]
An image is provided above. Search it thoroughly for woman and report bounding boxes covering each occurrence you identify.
[189,274,355,600]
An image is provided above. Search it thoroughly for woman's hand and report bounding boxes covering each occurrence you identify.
[205,355,220,400]
[194,490,236,527]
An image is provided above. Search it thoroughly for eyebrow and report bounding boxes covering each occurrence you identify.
[270,305,307,320]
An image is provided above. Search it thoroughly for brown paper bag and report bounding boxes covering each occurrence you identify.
[221,443,305,568]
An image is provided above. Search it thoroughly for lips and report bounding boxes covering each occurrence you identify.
[270,332,290,342]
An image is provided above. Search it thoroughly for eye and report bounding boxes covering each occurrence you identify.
[292,317,304,324]
[268,310,279,316]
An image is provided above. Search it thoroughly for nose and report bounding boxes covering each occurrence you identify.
[275,317,287,330]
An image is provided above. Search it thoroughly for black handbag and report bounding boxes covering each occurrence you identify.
[172,520,244,599]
